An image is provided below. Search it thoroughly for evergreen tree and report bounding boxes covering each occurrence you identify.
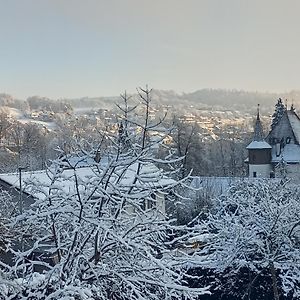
[271,98,286,129]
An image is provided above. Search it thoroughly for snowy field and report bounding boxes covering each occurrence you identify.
[5,107,57,130]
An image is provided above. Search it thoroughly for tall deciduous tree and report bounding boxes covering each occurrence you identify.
[0,109,11,144]
[5,87,208,300]
[171,117,205,177]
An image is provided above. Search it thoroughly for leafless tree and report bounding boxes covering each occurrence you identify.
[5,87,208,300]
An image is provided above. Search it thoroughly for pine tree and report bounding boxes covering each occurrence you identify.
[271,98,286,129]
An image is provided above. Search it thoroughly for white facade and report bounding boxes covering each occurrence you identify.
[283,164,300,183]
[249,164,273,178]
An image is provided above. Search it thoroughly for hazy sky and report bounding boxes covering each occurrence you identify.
[1,0,300,99]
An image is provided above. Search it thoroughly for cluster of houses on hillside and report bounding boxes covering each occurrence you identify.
[0,99,299,220]
[0,98,299,269]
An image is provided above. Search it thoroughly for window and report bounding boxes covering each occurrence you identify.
[147,193,156,210]
[253,172,257,178]
[141,194,156,211]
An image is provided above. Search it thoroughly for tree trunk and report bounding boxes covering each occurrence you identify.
[269,262,280,300]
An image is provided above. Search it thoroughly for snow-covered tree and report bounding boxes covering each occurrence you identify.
[271,98,286,129]
[0,189,17,253]
[0,109,11,144]
[197,179,300,300]
[275,156,288,180]
[4,87,208,299]
[171,117,202,178]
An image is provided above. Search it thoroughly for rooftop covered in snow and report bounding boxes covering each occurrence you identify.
[246,141,272,150]
[271,143,300,163]
[287,110,300,144]
[0,162,175,202]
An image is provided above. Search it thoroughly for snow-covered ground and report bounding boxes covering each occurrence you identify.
[17,118,57,130]
[5,107,57,130]
[5,107,24,119]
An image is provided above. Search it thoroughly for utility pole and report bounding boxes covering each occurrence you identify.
[18,167,25,216]
[18,166,26,252]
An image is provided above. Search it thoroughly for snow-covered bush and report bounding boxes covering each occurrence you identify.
[198,179,300,300]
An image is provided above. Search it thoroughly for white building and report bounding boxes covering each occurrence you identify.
[246,99,300,181]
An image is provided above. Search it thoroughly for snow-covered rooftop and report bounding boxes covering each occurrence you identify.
[190,176,280,197]
[287,110,300,144]
[271,143,300,163]
[0,163,175,201]
[190,176,242,197]
[246,141,272,149]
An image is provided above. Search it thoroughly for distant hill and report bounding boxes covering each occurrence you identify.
[149,89,300,115]
[2,89,300,115]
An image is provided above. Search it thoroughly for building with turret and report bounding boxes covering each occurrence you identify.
[246,99,300,181]
[246,105,272,178]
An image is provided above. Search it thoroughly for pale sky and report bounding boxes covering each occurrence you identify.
[1,0,300,99]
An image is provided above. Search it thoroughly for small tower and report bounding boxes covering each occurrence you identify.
[246,104,272,178]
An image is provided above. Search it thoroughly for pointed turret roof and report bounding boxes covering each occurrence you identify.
[246,104,272,150]
[253,104,264,141]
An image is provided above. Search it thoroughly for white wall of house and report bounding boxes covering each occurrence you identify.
[286,164,300,183]
[249,164,273,178]
[122,191,166,219]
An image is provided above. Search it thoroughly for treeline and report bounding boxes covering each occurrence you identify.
[3,88,300,115]
[150,89,300,113]
[0,93,72,113]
